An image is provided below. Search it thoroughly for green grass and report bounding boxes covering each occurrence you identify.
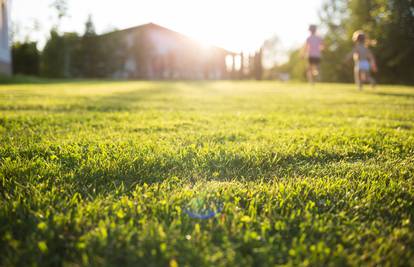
[1,81,413,266]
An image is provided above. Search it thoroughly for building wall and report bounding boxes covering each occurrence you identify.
[116,26,230,80]
[0,0,11,75]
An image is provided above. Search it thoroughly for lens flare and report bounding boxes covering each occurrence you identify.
[183,182,226,220]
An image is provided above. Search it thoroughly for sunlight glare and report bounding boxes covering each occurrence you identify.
[12,0,322,54]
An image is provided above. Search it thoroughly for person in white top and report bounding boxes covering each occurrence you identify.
[345,30,377,90]
[303,25,324,84]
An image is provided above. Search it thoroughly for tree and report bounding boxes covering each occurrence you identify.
[41,30,65,77]
[41,0,80,78]
[253,48,263,80]
[40,15,126,79]
[78,15,102,77]
[41,30,81,78]
[50,0,68,29]
[83,14,96,37]
[369,0,414,84]
[12,42,40,75]
[319,0,414,84]
[261,35,283,70]
[239,52,245,79]
[318,0,353,82]
[277,49,307,81]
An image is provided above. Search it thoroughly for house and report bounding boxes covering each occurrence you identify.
[100,23,238,80]
[0,0,11,75]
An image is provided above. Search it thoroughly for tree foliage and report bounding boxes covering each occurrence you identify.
[12,42,40,76]
[253,48,263,80]
[40,30,81,78]
[40,16,125,78]
[279,0,414,84]
[78,15,102,77]
[51,0,68,24]
[278,50,307,81]
[320,0,414,84]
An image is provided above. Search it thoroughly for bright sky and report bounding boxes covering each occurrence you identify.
[12,0,323,54]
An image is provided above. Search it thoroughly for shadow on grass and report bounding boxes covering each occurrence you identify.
[2,146,378,198]
[83,81,220,112]
[0,75,149,85]
[371,92,414,99]
[85,84,179,112]
[0,75,94,85]
[18,148,377,198]
[0,82,182,112]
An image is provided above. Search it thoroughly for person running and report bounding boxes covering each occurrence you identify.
[303,24,324,84]
[346,30,377,90]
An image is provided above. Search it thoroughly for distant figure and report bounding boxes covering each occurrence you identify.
[303,25,324,84]
[346,30,377,90]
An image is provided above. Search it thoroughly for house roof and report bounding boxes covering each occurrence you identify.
[101,22,236,55]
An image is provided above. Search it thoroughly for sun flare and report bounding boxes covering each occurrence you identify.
[13,0,322,53]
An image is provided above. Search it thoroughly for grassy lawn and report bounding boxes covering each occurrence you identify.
[1,81,413,266]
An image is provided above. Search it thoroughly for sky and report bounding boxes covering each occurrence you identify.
[11,0,323,56]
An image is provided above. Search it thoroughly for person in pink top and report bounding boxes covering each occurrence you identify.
[303,25,324,84]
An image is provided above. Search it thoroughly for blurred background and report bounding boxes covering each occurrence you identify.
[1,0,414,84]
